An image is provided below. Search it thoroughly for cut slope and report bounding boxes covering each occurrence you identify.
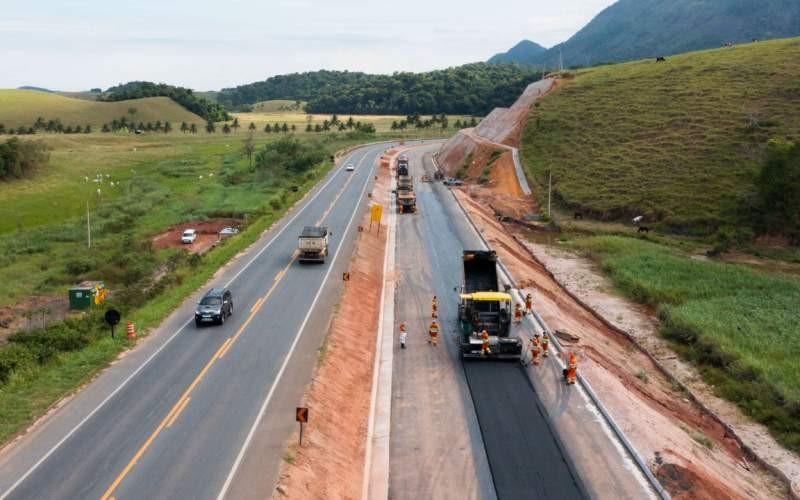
[520,37,800,234]
[0,90,205,128]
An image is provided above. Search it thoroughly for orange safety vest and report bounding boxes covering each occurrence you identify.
[525,296,533,309]
[429,323,439,336]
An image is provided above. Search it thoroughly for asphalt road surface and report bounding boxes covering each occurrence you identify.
[391,146,587,499]
[0,142,394,500]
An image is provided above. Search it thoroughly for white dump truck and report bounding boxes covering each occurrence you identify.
[298,226,329,263]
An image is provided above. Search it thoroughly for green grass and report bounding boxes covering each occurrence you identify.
[230,111,472,134]
[574,235,800,451]
[251,99,306,112]
[521,37,800,235]
[0,89,205,128]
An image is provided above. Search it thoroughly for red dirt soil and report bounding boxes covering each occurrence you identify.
[273,154,391,499]
[454,190,787,499]
[152,219,241,254]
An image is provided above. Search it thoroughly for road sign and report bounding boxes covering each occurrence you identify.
[296,407,309,423]
[370,204,383,223]
[105,309,121,338]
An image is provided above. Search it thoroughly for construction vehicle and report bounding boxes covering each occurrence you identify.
[298,226,329,263]
[397,155,409,177]
[458,250,522,359]
[397,174,416,213]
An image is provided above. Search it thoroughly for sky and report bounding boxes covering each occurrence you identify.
[0,0,616,91]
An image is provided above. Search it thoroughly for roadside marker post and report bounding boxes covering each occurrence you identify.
[296,407,309,446]
[104,309,121,339]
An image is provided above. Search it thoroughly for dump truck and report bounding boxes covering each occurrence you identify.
[397,155,409,177]
[458,250,523,359]
[298,226,329,263]
[397,175,416,213]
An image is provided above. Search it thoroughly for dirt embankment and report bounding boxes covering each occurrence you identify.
[273,154,391,499]
[453,190,789,499]
[152,218,241,254]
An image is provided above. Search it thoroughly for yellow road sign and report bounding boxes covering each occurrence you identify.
[370,204,383,224]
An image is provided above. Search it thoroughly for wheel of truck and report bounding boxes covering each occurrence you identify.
[219,313,225,325]
[195,319,202,328]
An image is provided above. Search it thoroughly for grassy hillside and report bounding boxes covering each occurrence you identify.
[0,90,205,129]
[521,37,800,235]
[251,99,306,112]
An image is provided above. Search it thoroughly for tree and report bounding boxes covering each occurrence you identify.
[242,132,256,169]
[0,137,50,179]
[274,122,281,133]
[222,123,232,134]
[265,124,273,133]
[206,120,216,133]
[305,124,312,132]
[346,116,355,129]
[164,121,172,133]
[248,122,256,131]
[314,124,322,132]
[470,117,478,127]
[291,124,296,132]
[282,123,289,133]
[232,117,240,133]
[391,120,398,130]
[84,124,92,133]
[190,123,198,134]
[454,119,462,129]
[102,124,110,133]
[755,139,800,241]
[154,120,162,131]
[181,122,189,133]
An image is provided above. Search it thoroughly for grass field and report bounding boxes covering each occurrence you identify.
[0,89,205,129]
[574,235,800,451]
[520,37,800,235]
[251,99,306,112]
[231,111,473,133]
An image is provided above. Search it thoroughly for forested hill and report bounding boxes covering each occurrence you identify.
[493,0,800,68]
[98,82,229,121]
[216,63,541,115]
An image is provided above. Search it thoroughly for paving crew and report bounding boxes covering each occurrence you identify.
[564,351,578,385]
[428,320,440,346]
[525,293,533,315]
[529,333,542,366]
[431,296,438,319]
[399,322,408,349]
[541,332,550,358]
[513,303,524,324]
[480,329,491,357]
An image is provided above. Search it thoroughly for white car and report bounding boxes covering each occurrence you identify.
[346,163,355,171]
[181,229,198,244]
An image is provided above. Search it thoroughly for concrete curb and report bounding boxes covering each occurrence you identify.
[448,189,669,500]
[510,235,800,500]
[362,151,398,500]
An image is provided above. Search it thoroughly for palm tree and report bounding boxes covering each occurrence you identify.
[181,122,189,133]
[248,122,256,131]
[232,118,240,133]
[265,124,273,133]
[222,123,232,134]
[164,121,172,133]
[206,120,216,133]
[190,123,198,134]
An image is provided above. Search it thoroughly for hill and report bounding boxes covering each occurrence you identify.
[99,82,229,121]
[494,0,800,68]
[0,90,205,129]
[216,64,541,116]
[251,99,306,113]
[519,37,800,235]
[488,40,547,65]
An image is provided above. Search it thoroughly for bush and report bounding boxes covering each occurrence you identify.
[0,344,36,384]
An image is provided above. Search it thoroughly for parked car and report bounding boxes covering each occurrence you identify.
[181,229,198,244]
[346,163,355,171]
[443,177,464,186]
[195,288,233,326]
[219,226,239,239]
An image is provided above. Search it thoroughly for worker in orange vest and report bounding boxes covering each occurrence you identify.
[431,296,438,319]
[399,322,408,349]
[529,334,541,366]
[525,293,533,315]
[513,303,523,324]
[428,320,439,346]
[564,352,578,385]
[480,329,491,357]
[541,332,550,358]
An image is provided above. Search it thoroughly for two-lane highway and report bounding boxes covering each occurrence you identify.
[0,142,393,500]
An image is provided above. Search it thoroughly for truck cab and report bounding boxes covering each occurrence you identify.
[298,226,329,263]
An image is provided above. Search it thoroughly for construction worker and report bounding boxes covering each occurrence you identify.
[513,303,523,324]
[529,334,541,366]
[564,351,578,385]
[480,329,491,357]
[399,322,408,349]
[525,293,533,315]
[431,296,438,319]
[428,320,439,346]
[541,332,550,358]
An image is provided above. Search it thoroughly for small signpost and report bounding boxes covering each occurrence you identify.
[296,407,309,446]
[104,309,121,338]
[370,204,383,234]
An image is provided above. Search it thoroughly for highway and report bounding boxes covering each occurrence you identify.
[388,145,587,499]
[0,143,391,500]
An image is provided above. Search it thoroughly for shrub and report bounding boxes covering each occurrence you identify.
[0,344,36,384]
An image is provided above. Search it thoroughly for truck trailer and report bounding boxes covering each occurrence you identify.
[458,250,523,359]
[397,175,416,213]
[298,226,329,263]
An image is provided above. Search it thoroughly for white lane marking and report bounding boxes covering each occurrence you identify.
[0,149,368,500]
[216,146,383,500]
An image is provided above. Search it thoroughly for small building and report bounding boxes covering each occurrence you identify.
[68,281,106,310]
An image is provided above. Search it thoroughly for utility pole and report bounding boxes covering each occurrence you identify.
[86,201,91,249]
[559,48,564,72]
[548,170,552,219]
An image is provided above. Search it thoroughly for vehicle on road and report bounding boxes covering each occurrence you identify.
[298,226,329,263]
[443,177,464,186]
[346,163,355,171]
[397,175,416,213]
[181,229,198,244]
[397,155,409,177]
[458,250,522,359]
[195,288,233,326]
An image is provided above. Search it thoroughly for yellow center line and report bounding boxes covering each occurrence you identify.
[165,397,191,428]
[100,150,377,500]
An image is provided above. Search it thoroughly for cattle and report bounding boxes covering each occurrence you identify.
[656,56,666,62]
[573,211,584,220]
[637,226,651,234]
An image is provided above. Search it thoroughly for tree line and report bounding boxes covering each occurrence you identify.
[0,138,50,180]
[216,63,540,115]
[98,81,229,122]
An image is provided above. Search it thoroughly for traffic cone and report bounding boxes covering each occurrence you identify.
[126,321,136,340]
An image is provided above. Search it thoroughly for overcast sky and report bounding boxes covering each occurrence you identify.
[1,0,615,91]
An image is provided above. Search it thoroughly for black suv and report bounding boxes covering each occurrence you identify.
[195,288,233,327]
